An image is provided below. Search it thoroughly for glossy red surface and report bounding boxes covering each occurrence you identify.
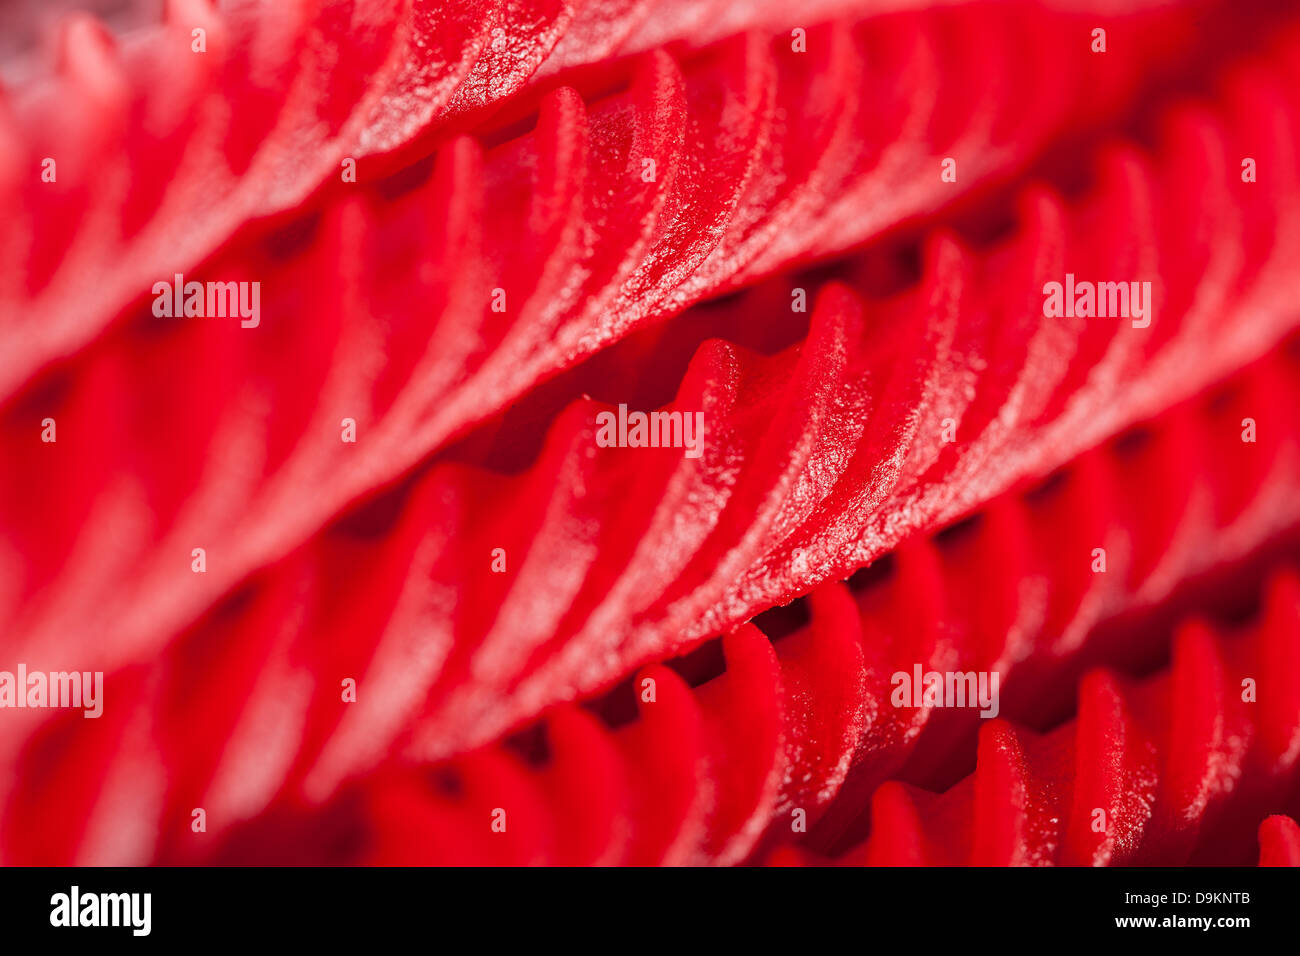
[1,0,1297,865]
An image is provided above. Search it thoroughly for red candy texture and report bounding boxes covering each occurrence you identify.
[0,0,1297,867]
